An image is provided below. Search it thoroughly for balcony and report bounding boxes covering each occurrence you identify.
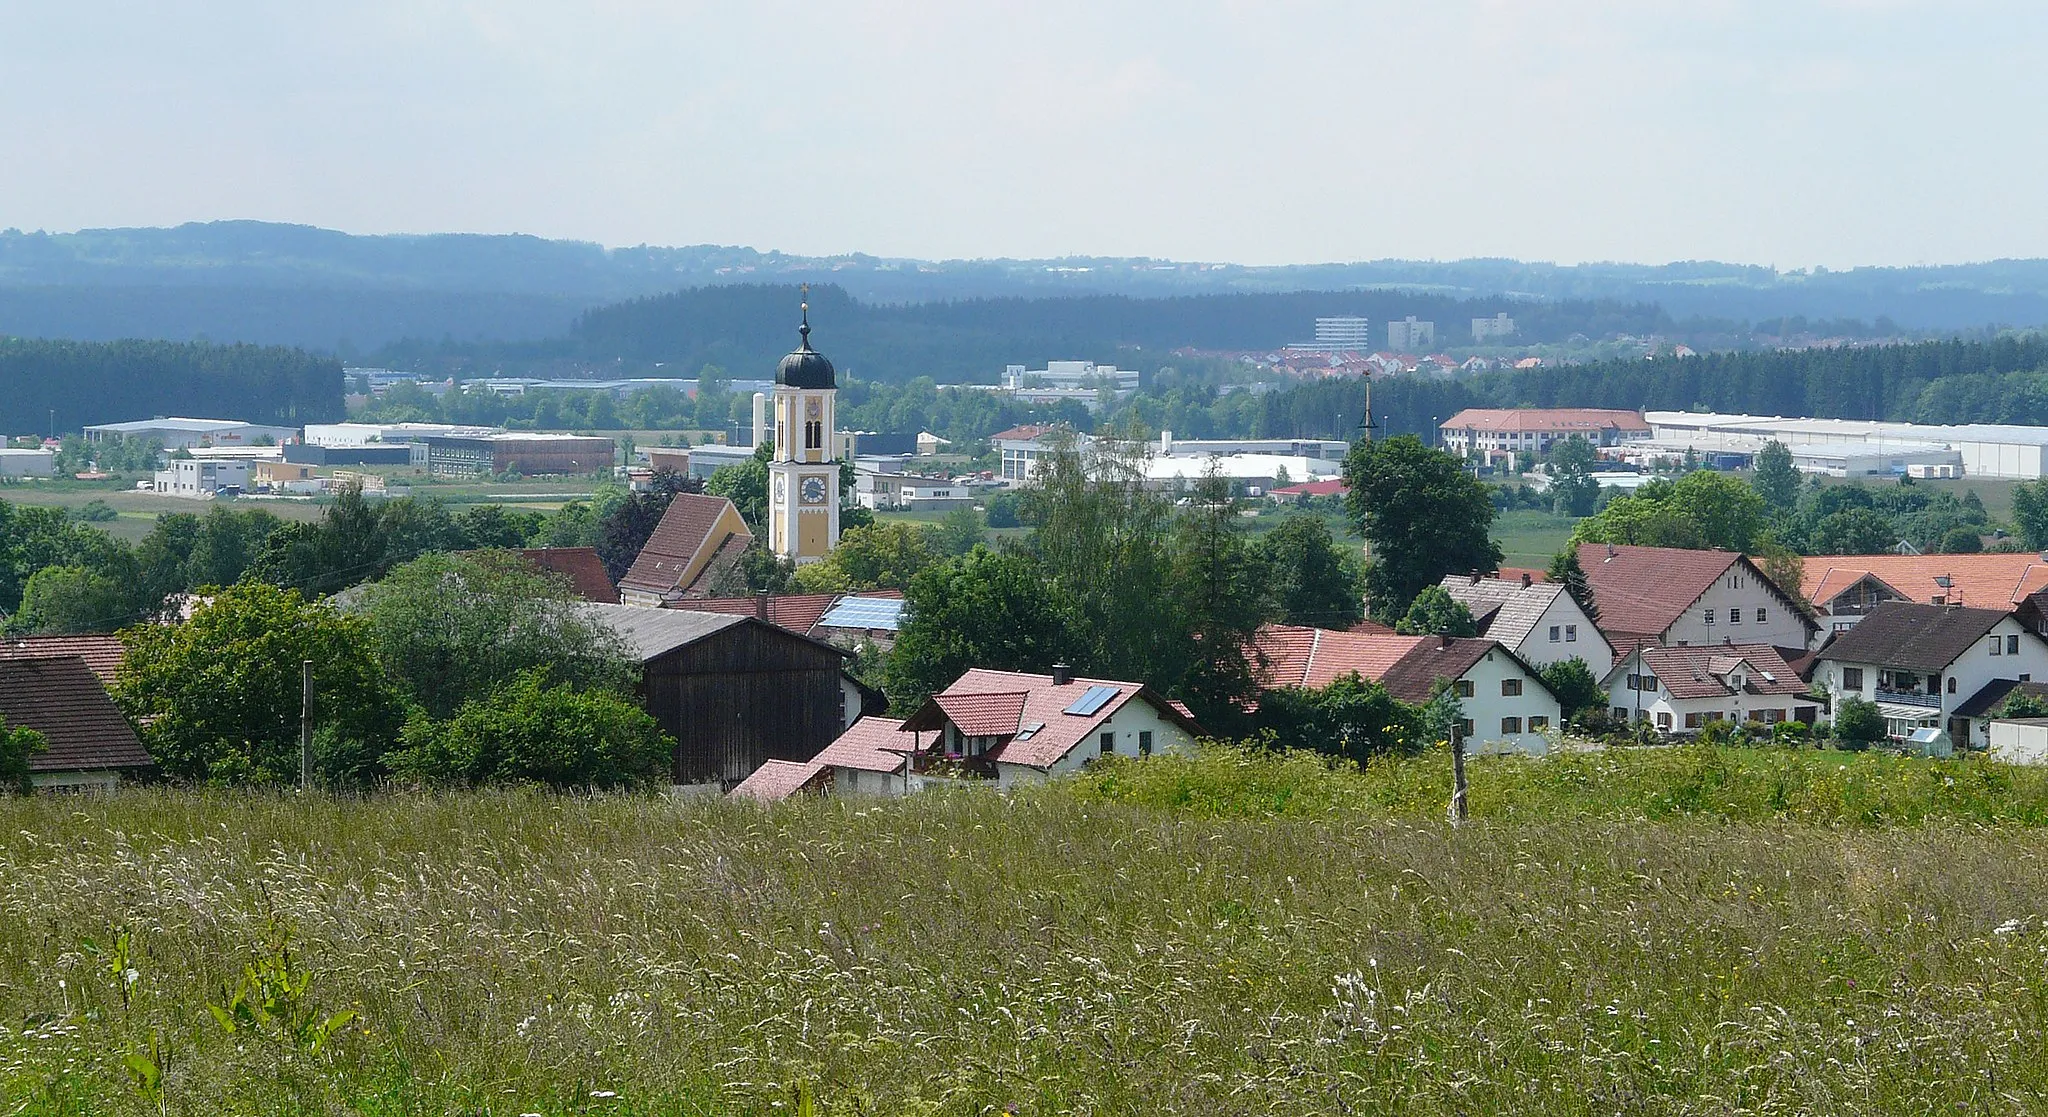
[1875,688,1940,709]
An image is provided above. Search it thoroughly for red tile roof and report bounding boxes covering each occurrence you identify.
[1627,643,1809,700]
[934,691,1030,737]
[1576,543,1747,643]
[1248,625,1524,703]
[991,425,1058,443]
[905,668,1204,770]
[512,548,616,603]
[727,758,827,802]
[0,635,126,685]
[1442,408,1647,434]
[1269,479,1350,498]
[618,492,751,597]
[0,656,153,774]
[671,593,841,635]
[814,717,924,773]
[1799,554,2048,613]
[1252,624,1426,690]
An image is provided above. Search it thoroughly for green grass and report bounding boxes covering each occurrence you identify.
[9,746,2048,1113]
[1491,507,1580,568]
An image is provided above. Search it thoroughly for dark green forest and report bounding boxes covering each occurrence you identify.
[0,339,342,433]
[1180,334,2048,441]
[391,282,1669,384]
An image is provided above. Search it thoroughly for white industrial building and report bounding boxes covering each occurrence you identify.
[1644,412,2048,479]
[151,458,251,498]
[0,448,56,477]
[84,417,298,449]
[303,422,499,447]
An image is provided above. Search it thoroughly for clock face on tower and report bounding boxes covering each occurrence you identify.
[801,475,827,505]
[773,474,786,502]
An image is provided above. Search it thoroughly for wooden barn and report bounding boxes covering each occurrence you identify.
[582,603,877,785]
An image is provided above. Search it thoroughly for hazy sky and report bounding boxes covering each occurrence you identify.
[3,1,2044,267]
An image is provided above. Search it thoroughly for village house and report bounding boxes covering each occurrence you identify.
[1250,624,1562,754]
[579,603,881,785]
[1438,408,1650,463]
[1601,643,1819,735]
[730,715,926,801]
[1795,553,2048,634]
[616,493,753,606]
[1813,601,2048,748]
[1438,572,1614,676]
[1577,543,1818,655]
[670,591,907,650]
[0,655,155,791]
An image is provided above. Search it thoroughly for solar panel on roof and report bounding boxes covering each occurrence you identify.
[817,597,906,632]
[1062,684,1120,717]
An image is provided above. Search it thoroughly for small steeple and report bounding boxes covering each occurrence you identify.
[798,283,812,350]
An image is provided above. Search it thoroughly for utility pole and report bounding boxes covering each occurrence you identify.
[1448,721,1468,825]
[299,660,314,792]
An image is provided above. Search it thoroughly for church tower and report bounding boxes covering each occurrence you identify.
[766,287,841,564]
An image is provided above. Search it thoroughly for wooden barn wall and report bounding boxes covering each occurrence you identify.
[640,623,847,783]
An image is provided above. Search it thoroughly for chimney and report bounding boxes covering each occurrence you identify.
[1520,572,1532,588]
[1606,543,1616,559]
[1469,569,1481,584]
[1438,633,1451,650]
[753,592,769,620]
[1051,662,1074,686]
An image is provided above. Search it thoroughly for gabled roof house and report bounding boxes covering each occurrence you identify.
[1249,624,1563,755]
[1438,572,1614,676]
[1577,543,1818,655]
[618,493,753,607]
[1603,643,1819,735]
[1797,553,2048,633]
[1814,600,2048,749]
[902,667,1203,789]
[0,656,154,790]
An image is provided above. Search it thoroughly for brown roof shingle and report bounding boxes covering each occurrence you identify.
[0,656,153,774]
[618,493,751,597]
[0,635,126,685]
[727,758,827,802]
[670,594,841,636]
[512,548,616,603]
[1630,644,1810,700]
[1801,554,2048,613]
[1817,601,2015,673]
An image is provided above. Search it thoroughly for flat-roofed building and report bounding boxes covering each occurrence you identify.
[413,433,615,477]
[84,417,298,449]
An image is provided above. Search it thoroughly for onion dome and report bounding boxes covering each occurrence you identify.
[776,293,836,389]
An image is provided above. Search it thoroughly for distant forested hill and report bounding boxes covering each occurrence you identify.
[0,339,342,433]
[1212,335,2048,441]
[549,284,1665,384]
[6,222,2048,352]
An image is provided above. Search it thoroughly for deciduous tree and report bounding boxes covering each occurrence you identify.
[1342,436,1500,622]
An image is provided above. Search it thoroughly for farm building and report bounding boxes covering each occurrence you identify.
[581,603,877,785]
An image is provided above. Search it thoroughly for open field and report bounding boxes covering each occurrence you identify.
[0,486,329,542]
[1492,507,1580,567]
[7,746,2048,1114]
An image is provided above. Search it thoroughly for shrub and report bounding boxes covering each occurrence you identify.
[389,670,673,790]
[0,718,47,795]
[1833,697,1886,748]
[1771,719,1813,748]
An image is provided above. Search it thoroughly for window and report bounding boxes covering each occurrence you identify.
[1843,667,1864,690]
[1626,673,1660,693]
[1529,715,1549,731]
[1456,718,1474,739]
[1501,678,1523,697]
[1656,711,1673,730]
[1757,608,1768,623]
[1684,712,1703,729]
[1549,625,1561,642]
[1454,679,1474,698]
[1729,608,1742,625]
[2010,635,2022,655]
[1501,717,1523,735]
[1992,636,2004,656]
[1612,707,1630,721]
[1138,731,1153,757]
[1566,624,1578,642]
[1099,732,1115,756]
[1704,609,1715,625]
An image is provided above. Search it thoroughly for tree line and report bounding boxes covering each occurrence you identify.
[0,338,342,435]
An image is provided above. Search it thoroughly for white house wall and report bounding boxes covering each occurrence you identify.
[1514,594,1613,676]
[1455,648,1563,756]
[996,701,1198,789]
[1663,569,1812,650]
[1819,615,2048,748]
